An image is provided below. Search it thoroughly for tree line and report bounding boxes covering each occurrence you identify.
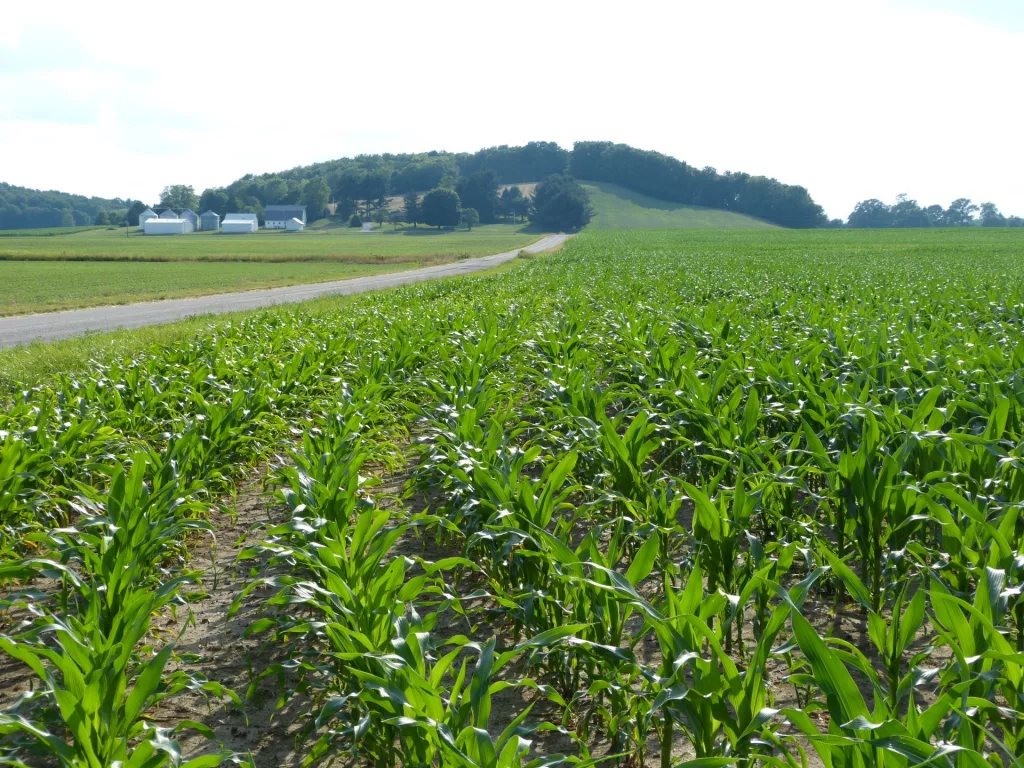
[841,195,1022,228]
[195,141,826,229]
[394,174,592,232]
[7,140,1020,232]
[0,183,130,230]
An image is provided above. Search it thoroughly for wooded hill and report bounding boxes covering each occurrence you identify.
[208,141,827,229]
[0,182,129,231]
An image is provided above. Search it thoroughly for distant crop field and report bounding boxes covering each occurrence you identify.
[583,181,776,229]
[0,223,542,262]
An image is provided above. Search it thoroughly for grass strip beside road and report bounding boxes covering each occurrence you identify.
[0,259,433,316]
[0,247,556,394]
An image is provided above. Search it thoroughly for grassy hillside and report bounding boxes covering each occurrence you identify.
[583,182,776,229]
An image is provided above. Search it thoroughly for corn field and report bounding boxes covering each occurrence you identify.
[2,228,1024,766]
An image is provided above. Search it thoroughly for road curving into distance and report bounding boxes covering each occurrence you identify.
[0,234,571,348]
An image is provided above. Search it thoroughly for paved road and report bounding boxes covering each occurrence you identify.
[0,234,570,349]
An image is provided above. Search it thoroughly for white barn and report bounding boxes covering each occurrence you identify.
[138,208,158,228]
[285,217,305,231]
[222,213,258,233]
[264,205,307,229]
[144,218,188,235]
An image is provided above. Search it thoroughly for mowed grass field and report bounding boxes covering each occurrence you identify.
[583,181,776,229]
[0,260,421,316]
[0,223,541,262]
[0,222,545,315]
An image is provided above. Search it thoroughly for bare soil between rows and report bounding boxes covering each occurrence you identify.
[1,453,950,768]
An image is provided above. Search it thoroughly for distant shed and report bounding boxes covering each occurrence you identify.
[159,209,178,219]
[285,217,305,231]
[222,214,257,234]
[144,218,187,235]
[200,211,220,231]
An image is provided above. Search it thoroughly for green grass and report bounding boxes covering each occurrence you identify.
[0,259,423,316]
[0,223,542,262]
[0,225,109,237]
[0,247,553,391]
[583,181,776,229]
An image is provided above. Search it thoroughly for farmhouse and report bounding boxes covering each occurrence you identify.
[222,213,258,234]
[138,208,157,228]
[285,217,305,231]
[200,211,220,231]
[143,218,188,235]
[265,205,306,229]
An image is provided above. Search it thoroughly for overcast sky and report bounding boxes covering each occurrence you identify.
[1,0,1021,219]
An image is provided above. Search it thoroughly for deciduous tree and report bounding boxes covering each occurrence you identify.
[422,187,461,228]
[126,200,148,226]
[945,198,978,227]
[979,202,1006,227]
[159,184,199,211]
[847,199,892,228]
[529,175,592,231]
[301,177,331,221]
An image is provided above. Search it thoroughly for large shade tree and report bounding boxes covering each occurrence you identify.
[421,187,461,228]
[529,175,592,231]
[159,185,199,211]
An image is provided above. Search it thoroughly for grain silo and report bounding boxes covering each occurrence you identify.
[200,210,220,231]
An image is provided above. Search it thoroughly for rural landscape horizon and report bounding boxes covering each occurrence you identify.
[2,2,1024,768]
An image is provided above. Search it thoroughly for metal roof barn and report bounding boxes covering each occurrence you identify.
[222,219,257,234]
[144,219,187,235]
[264,205,307,228]
[200,211,220,231]
[223,213,258,223]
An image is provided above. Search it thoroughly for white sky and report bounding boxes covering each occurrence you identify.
[0,0,1021,220]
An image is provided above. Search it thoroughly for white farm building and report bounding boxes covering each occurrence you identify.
[144,218,188,235]
[285,217,305,231]
[264,205,306,229]
[222,213,258,233]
